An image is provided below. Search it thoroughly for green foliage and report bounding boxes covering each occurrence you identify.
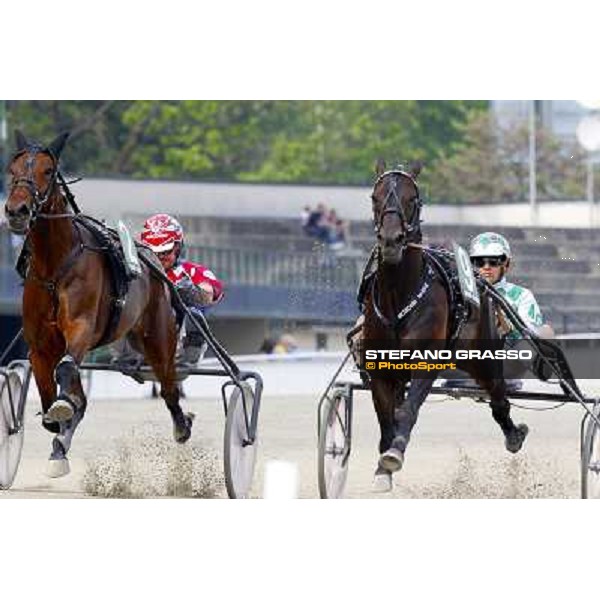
[6,101,131,175]
[239,101,487,185]
[5,101,585,203]
[5,100,486,187]
[428,111,586,203]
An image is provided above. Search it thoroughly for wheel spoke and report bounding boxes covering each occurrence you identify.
[224,384,258,499]
[0,372,25,490]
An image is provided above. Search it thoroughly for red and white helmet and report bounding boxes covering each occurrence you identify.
[140,213,184,253]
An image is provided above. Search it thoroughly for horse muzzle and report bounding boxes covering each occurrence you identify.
[4,204,31,234]
[380,243,404,265]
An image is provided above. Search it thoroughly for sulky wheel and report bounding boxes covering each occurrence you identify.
[224,383,258,499]
[582,404,600,499]
[318,388,351,499]
[0,370,25,490]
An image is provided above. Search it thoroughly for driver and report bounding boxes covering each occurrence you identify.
[141,213,224,365]
[469,232,554,340]
[468,231,555,391]
[441,232,554,391]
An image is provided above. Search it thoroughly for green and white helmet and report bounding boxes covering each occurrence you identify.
[469,232,511,259]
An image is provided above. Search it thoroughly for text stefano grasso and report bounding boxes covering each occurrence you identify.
[364,349,533,361]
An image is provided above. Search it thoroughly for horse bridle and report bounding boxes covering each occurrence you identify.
[372,169,423,245]
[8,144,61,223]
[7,145,81,233]
[370,170,429,330]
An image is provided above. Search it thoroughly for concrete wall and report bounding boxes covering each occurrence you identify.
[208,318,349,355]
[30,178,598,229]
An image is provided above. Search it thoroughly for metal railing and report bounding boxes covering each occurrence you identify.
[2,232,600,333]
[186,245,363,291]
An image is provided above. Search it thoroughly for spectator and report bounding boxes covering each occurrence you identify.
[300,205,311,229]
[302,203,330,243]
[273,334,299,354]
[259,337,276,354]
[325,209,348,250]
[302,203,351,252]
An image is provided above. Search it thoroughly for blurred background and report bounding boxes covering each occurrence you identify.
[2,100,600,359]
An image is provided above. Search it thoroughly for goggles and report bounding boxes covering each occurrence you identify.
[156,248,176,259]
[471,256,507,268]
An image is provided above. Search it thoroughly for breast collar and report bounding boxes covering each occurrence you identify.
[371,258,435,330]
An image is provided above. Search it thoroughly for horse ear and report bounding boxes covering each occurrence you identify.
[15,129,28,151]
[375,158,386,177]
[48,132,70,159]
[409,161,423,179]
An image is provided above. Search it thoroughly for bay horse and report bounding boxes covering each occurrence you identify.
[3,131,193,477]
[361,160,528,492]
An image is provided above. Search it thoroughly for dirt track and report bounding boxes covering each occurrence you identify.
[2,365,594,499]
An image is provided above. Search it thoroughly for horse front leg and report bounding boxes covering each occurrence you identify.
[44,313,95,424]
[48,354,87,423]
[30,348,84,478]
[30,349,60,432]
[371,378,402,492]
[47,355,87,477]
[44,320,92,476]
[380,376,435,474]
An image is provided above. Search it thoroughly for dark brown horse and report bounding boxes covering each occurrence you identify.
[3,131,193,477]
[361,160,528,492]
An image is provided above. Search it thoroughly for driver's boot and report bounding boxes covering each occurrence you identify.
[179,330,208,368]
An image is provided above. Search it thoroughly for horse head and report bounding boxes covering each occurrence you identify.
[4,130,70,234]
[371,159,423,265]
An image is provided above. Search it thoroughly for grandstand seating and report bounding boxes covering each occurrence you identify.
[132,215,600,333]
[2,214,600,332]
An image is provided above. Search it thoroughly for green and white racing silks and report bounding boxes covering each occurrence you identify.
[494,277,544,339]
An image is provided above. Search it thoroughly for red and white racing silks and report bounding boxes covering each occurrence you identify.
[167,260,224,303]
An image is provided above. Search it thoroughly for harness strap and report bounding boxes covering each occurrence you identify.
[424,247,470,345]
[73,216,132,348]
[25,234,86,323]
[57,171,81,214]
[371,261,435,330]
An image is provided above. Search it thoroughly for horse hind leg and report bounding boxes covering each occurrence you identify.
[477,376,528,453]
[137,326,194,444]
[156,361,194,444]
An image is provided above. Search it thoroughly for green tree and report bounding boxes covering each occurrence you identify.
[6,101,131,175]
[429,111,586,203]
[119,100,284,179]
[240,100,487,185]
[5,100,487,187]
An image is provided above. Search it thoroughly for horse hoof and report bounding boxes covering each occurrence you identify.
[46,399,74,423]
[173,413,194,444]
[379,448,404,473]
[373,470,393,493]
[47,458,70,478]
[505,423,529,454]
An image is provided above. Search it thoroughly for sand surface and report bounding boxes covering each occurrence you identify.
[2,363,599,499]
